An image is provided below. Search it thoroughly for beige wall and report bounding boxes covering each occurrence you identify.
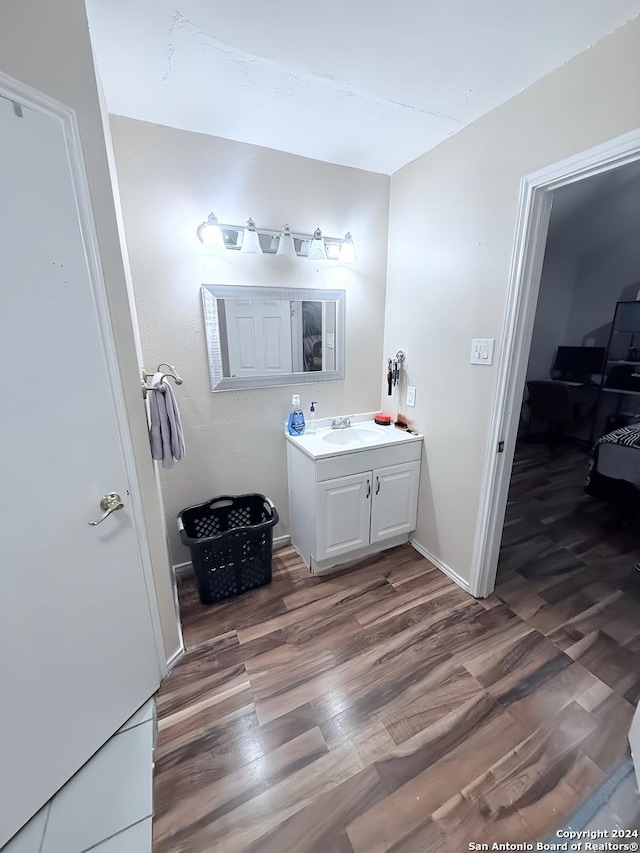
[0,0,181,660]
[110,117,390,566]
[385,16,640,584]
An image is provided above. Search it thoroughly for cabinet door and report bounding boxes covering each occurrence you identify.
[316,472,372,561]
[370,462,420,544]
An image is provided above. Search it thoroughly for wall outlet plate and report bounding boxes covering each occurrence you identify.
[407,386,416,407]
[470,338,495,365]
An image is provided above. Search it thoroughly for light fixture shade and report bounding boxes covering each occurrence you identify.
[196,212,225,248]
[240,218,263,254]
[276,224,297,257]
[307,227,327,260]
[340,232,356,263]
[325,242,341,261]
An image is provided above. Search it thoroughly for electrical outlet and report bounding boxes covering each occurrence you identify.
[407,386,416,407]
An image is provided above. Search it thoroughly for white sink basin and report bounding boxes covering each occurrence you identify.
[285,415,422,460]
[321,425,393,446]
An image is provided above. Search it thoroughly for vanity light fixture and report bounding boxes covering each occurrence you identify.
[307,228,327,261]
[196,212,225,248]
[240,218,263,254]
[340,232,356,263]
[196,213,355,261]
[276,224,297,258]
[325,241,341,261]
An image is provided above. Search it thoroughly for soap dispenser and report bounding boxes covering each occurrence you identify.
[287,394,306,436]
[308,401,318,434]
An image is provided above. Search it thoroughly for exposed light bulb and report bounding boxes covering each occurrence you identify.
[340,232,356,263]
[307,227,327,260]
[240,218,263,254]
[276,224,297,257]
[196,212,225,248]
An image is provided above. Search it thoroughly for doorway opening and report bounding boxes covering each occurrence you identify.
[470,129,640,601]
[495,155,640,603]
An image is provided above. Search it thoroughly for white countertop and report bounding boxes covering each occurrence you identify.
[285,412,423,460]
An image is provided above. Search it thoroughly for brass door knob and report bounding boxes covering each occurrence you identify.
[89,493,124,526]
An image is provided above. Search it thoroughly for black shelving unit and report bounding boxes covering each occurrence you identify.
[591,300,640,443]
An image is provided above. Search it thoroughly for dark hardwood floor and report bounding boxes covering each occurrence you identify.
[154,444,640,852]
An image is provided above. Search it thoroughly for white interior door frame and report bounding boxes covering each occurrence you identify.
[0,69,167,675]
[470,127,640,599]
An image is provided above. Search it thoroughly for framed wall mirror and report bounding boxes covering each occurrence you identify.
[201,285,346,391]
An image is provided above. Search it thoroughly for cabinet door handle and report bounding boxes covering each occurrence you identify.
[375,476,381,495]
[366,479,371,499]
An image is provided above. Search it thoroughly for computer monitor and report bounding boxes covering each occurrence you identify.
[552,346,606,381]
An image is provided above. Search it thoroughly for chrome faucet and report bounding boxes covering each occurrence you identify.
[330,416,352,429]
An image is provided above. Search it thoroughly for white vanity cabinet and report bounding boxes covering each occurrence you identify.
[316,471,372,561]
[316,461,420,561]
[370,461,421,543]
[286,422,423,574]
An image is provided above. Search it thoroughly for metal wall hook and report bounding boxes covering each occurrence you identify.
[386,351,406,395]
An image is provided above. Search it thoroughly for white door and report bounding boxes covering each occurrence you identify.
[370,462,421,544]
[316,472,372,560]
[226,298,293,377]
[0,96,161,846]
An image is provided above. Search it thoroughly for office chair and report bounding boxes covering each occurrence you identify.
[526,380,581,447]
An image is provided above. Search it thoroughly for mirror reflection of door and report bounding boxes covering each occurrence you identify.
[303,301,323,372]
[291,301,324,372]
[225,298,293,377]
[202,285,345,390]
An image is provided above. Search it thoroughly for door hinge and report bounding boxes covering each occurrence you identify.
[497,440,505,453]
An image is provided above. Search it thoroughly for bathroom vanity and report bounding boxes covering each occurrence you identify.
[286,414,423,574]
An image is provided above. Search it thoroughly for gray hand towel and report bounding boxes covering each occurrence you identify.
[148,372,185,469]
[148,384,165,463]
[163,380,185,461]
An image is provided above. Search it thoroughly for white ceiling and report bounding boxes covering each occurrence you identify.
[86,0,640,174]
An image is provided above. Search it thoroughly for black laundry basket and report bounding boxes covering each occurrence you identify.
[178,494,279,605]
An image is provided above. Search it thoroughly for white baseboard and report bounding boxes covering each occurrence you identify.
[310,534,409,576]
[166,643,185,671]
[410,538,471,594]
[172,534,291,580]
[173,560,192,580]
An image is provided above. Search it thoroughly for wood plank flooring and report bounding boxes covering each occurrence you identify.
[154,444,640,852]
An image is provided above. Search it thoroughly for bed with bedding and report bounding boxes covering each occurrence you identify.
[586,422,640,511]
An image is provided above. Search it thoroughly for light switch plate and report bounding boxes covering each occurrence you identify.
[406,386,416,407]
[470,338,495,365]
[326,333,335,349]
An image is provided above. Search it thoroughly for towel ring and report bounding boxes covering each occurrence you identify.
[141,363,183,399]
[157,363,183,383]
[157,372,183,386]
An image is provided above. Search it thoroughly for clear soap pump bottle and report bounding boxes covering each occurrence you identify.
[287,394,306,436]
[308,401,318,434]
